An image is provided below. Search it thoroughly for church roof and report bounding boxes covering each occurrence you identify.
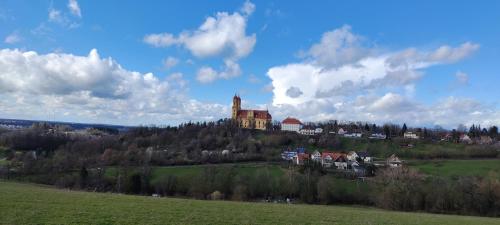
[237,110,272,119]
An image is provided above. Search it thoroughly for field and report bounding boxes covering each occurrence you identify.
[105,163,285,181]
[1,181,499,225]
[408,159,500,178]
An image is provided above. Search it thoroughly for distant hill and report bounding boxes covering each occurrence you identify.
[0,118,131,132]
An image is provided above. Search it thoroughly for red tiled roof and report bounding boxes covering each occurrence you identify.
[297,153,310,160]
[237,109,272,120]
[321,151,346,161]
[282,117,302,125]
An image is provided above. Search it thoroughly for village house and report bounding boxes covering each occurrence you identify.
[357,151,372,163]
[387,154,402,168]
[346,151,358,162]
[281,151,298,161]
[369,133,386,139]
[320,152,336,168]
[311,150,321,162]
[479,135,493,145]
[460,134,473,144]
[344,133,362,138]
[293,153,310,165]
[281,117,303,132]
[333,153,348,170]
[337,128,347,135]
[298,129,316,135]
[404,132,419,139]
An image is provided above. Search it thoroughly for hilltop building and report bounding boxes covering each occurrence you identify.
[232,95,272,130]
[281,117,303,132]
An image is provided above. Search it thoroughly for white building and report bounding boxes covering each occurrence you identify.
[281,117,303,132]
[299,129,315,135]
[369,133,386,139]
[404,132,419,139]
[311,150,322,162]
[344,133,362,138]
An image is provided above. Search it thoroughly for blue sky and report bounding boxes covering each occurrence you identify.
[0,0,499,128]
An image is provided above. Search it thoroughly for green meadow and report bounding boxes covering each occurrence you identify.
[408,159,500,178]
[1,181,499,225]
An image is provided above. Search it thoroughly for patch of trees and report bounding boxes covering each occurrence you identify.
[373,167,500,217]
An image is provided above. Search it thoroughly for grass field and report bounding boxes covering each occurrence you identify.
[105,163,285,182]
[408,159,500,178]
[0,181,499,225]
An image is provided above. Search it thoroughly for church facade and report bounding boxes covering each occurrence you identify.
[231,95,272,130]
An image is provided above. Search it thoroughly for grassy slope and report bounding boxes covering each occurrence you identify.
[408,159,500,178]
[1,181,499,225]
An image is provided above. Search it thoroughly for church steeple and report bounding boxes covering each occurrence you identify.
[232,94,241,119]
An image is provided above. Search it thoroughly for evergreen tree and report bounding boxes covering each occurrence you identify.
[401,123,408,136]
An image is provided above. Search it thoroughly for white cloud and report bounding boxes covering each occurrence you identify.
[143,1,256,83]
[268,93,499,128]
[163,56,179,69]
[68,0,82,18]
[196,67,219,83]
[265,25,489,127]
[240,0,256,16]
[455,71,469,85]
[47,4,80,29]
[307,25,367,68]
[4,32,21,44]
[0,48,227,125]
[143,33,179,47]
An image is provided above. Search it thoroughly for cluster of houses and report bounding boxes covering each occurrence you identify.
[280,117,386,139]
[281,148,403,176]
[280,117,498,146]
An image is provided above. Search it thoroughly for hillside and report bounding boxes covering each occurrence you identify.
[0,181,498,225]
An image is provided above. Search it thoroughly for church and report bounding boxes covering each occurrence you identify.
[231,95,272,130]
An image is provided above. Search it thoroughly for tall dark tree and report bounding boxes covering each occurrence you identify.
[401,123,408,136]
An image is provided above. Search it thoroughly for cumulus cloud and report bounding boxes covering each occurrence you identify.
[265,25,489,127]
[196,67,219,83]
[143,1,256,83]
[4,32,21,44]
[0,48,227,125]
[67,0,82,18]
[307,25,367,68]
[163,56,179,69]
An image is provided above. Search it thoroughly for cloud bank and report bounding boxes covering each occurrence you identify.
[266,25,496,128]
[0,48,227,125]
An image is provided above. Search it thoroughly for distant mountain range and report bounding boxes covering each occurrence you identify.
[0,118,131,132]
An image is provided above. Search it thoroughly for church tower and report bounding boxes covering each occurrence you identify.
[232,94,241,119]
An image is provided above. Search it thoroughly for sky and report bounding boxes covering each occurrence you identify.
[0,0,499,128]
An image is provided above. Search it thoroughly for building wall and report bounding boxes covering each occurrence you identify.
[281,123,302,132]
[239,117,270,130]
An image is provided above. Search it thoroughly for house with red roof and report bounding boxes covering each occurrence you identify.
[293,152,310,165]
[281,117,303,132]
